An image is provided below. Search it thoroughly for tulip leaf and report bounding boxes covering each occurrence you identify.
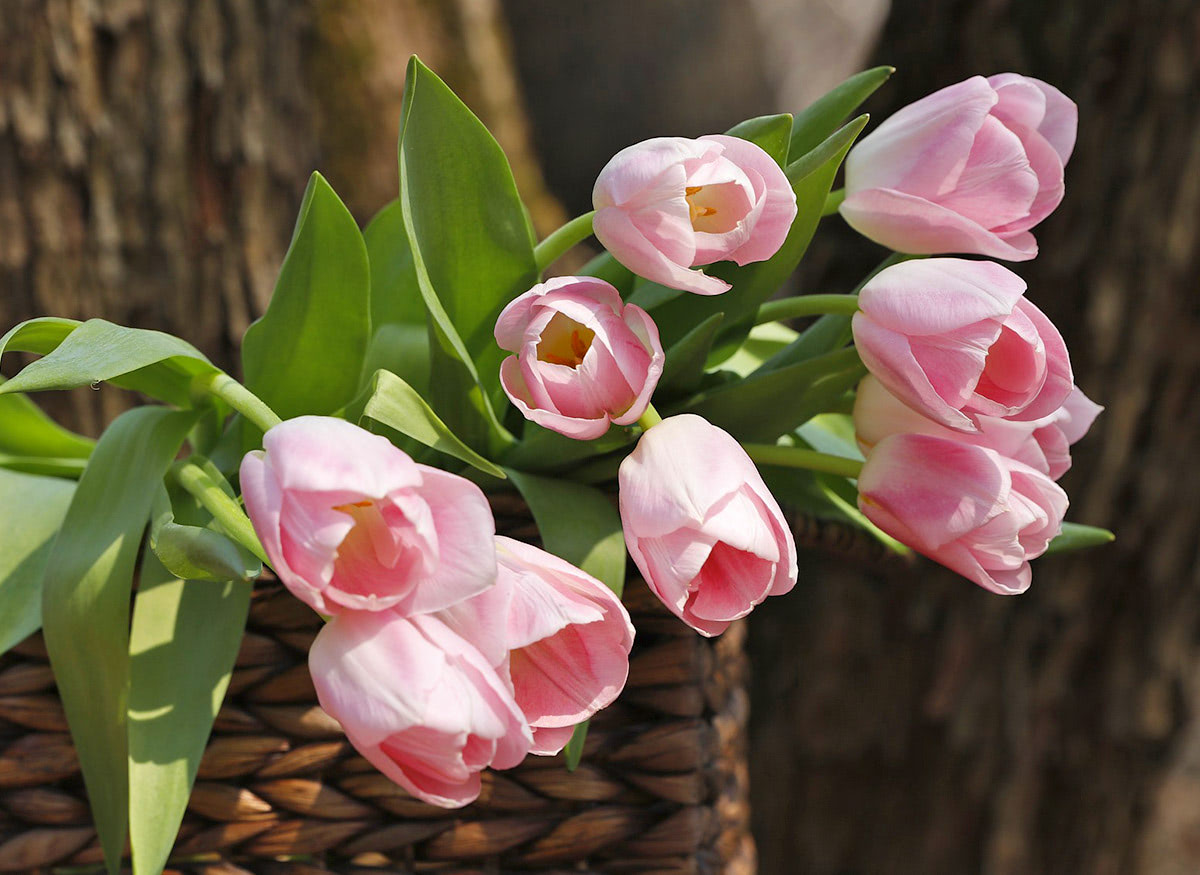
[721,321,799,377]
[649,115,869,356]
[789,65,893,160]
[128,553,251,875]
[398,57,535,452]
[658,313,725,397]
[41,406,197,874]
[362,369,506,479]
[754,313,853,374]
[503,468,626,597]
[242,172,371,430]
[581,251,636,295]
[0,469,75,656]
[501,423,637,475]
[0,318,219,407]
[0,379,94,459]
[727,113,794,165]
[363,201,431,393]
[150,488,261,584]
[1045,522,1116,554]
[563,721,589,771]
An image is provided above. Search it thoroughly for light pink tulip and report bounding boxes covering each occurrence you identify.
[618,414,797,637]
[853,376,1100,480]
[240,416,496,616]
[593,135,797,295]
[852,258,1072,433]
[309,610,532,808]
[439,537,635,755]
[495,277,664,440]
[858,433,1067,594]
[840,74,1076,260]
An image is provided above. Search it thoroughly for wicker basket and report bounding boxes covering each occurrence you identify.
[0,495,755,874]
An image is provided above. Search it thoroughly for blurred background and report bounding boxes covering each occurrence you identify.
[2,1,1196,872]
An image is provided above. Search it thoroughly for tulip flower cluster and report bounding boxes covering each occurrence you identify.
[0,57,1113,857]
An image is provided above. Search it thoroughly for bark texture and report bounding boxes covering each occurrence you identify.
[747,2,1200,873]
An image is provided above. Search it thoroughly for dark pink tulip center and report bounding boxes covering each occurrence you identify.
[976,324,1044,403]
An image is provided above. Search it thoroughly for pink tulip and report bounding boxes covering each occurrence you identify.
[1030,386,1103,479]
[495,277,664,440]
[309,610,532,808]
[593,135,797,295]
[858,433,1067,594]
[840,74,1076,260]
[618,414,797,637]
[438,537,635,755]
[852,258,1072,432]
[240,416,496,616]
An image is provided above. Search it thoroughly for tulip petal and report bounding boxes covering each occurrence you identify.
[594,206,731,295]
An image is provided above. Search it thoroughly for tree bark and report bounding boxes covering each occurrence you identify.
[748,2,1200,873]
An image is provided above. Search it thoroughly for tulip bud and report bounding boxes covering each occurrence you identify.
[593,135,797,295]
[240,416,496,616]
[495,276,664,440]
[852,258,1072,432]
[840,74,1076,260]
[618,414,797,636]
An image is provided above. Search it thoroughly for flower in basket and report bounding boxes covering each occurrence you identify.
[840,73,1076,260]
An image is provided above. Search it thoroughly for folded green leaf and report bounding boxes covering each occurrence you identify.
[580,251,635,294]
[501,423,636,475]
[362,369,506,479]
[0,378,94,459]
[41,406,197,875]
[1045,522,1116,554]
[755,313,853,374]
[0,454,88,478]
[658,312,725,397]
[504,468,626,597]
[398,58,536,451]
[789,65,893,159]
[128,553,251,875]
[563,720,589,771]
[150,488,261,583]
[721,321,799,378]
[0,318,218,407]
[242,172,371,431]
[0,469,75,656]
[726,113,793,165]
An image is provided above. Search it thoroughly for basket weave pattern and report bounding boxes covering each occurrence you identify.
[0,497,754,874]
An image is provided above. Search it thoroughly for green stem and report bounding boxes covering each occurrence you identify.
[822,188,845,216]
[534,211,596,273]
[194,372,282,433]
[637,402,664,431]
[742,443,864,479]
[0,453,88,479]
[173,459,270,565]
[756,293,859,325]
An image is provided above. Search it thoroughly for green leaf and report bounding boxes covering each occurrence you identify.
[41,406,197,874]
[362,369,506,479]
[1045,522,1116,554]
[365,198,424,327]
[789,65,893,159]
[0,469,75,656]
[150,488,261,583]
[580,251,635,294]
[563,720,589,771]
[726,113,793,165]
[242,172,371,425]
[128,553,251,875]
[0,379,94,459]
[501,423,637,475]
[398,57,536,450]
[721,321,799,377]
[0,318,218,407]
[658,313,725,396]
[648,115,870,356]
[755,313,853,374]
[504,468,625,596]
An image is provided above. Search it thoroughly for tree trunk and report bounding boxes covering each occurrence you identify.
[0,0,559,435]
[748,1,1200,873]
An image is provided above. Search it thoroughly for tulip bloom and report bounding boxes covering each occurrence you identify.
[240,416,496,616]
[853,376,1101,480]
[309,610,532,808]
[852,258,1072,433]
[840,74,1076,260]
[593,135,797,295]
[439,537,635,755]
[858,433,1067,594]
[618,414,797,636]
[495,277,664,440]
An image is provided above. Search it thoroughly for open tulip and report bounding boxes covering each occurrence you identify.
[240,416,496,616]
[439,537,635,755]
[840,74,1076,260]
[852,258,1072,432]
[593,135,797,295]
[858,433,1067,594]
[309,610,532,808]
[618,414,797,637]
[495,277,664,440]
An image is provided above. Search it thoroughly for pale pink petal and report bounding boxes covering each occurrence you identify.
[701,135,797,264]
[263,416,421,496]
[932,116,1038,229]
[593,206,730,295]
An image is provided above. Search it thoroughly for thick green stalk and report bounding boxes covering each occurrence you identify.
[756,293,860,325]
[743,443,864,479]
[173,459,270,565]
[822,188,846,216]
[534,211,597,273]
[637,402,664,431]
[193,372,282,433]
